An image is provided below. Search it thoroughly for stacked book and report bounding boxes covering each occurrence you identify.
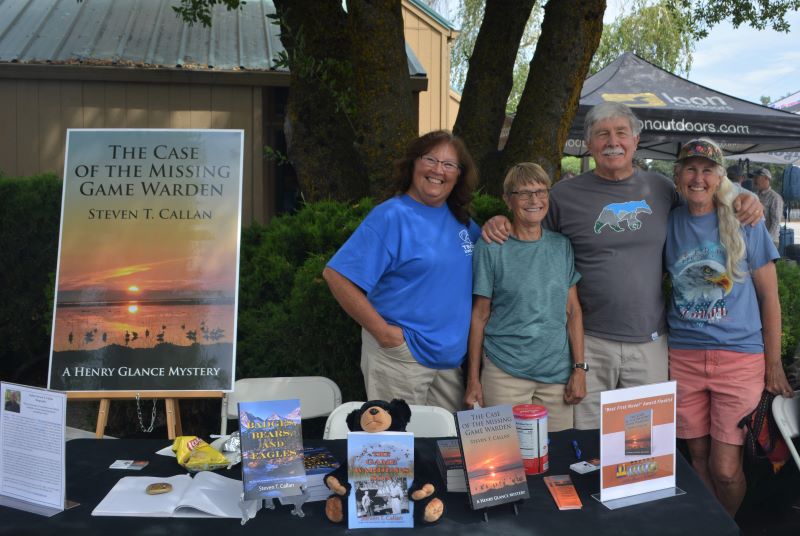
[435,439,467,492]
[301,445,341,502]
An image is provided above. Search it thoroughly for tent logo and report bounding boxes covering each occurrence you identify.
[601,93,666,107]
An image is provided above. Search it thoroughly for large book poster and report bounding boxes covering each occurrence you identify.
[599,381,677,502]
[47,129,243,391]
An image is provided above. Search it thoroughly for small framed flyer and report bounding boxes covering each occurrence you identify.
[596,381,683,509]
[0,382,69,516]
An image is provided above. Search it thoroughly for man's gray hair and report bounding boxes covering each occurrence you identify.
[584,102,642,142]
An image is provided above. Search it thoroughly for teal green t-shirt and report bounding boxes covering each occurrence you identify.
[472,229,581,384]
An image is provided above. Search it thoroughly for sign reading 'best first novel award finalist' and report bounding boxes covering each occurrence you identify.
[48,129,243,391]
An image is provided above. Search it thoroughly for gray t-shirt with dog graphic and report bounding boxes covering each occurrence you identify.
[545,170,678,343]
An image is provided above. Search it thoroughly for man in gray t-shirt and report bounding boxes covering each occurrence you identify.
[484,103,765,429]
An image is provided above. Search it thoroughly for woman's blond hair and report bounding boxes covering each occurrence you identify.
[675,142,746,279]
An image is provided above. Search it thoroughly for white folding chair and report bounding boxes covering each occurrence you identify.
[221,376,342,435]
[323,401,364,439]
[323,402,457,439]
[772,390,800,470]
[407,404,457,438]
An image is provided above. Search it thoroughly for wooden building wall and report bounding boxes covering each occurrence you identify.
[0,79,270,224]
[402,1,456,135]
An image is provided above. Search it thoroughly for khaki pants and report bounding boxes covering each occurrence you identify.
[360,329,464,412]
[481,355,573,432]
[573,334,668,430]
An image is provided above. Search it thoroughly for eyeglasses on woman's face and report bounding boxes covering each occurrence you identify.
[419,155,461,174]
[509,189,549,201]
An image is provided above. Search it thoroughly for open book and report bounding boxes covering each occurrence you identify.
[92,472,258,518]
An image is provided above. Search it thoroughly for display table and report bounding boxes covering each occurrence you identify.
[0,429,739,535]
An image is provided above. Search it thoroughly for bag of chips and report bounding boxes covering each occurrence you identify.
[172,435,230,472]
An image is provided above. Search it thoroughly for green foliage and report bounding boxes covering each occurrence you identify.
[591,0,695,75]
[236,198,375,401]
[561,157,586,176]
[777,260,800,364]
[0,174,62,386]
[172,0,243,27]
[668,0,800,38]
[471,191,510,225]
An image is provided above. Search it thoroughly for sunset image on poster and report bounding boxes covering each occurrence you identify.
[48,129,243,391]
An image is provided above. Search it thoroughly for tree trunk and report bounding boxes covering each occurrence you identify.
[452,0,537,188]
[498,0,606,191]
[347,0,416,197]
[274,0,368,201]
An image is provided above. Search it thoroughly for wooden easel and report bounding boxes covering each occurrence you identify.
[67,391,224,439]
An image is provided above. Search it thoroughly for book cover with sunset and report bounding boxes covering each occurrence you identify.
[47,129,243,391]
[624,409,653,456]
[239,399,306,501]
[455,405,529,510]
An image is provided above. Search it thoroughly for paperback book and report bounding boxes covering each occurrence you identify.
[543,475,582,510]
[301,445,341,502]
[435,439,467,492]
[347,431,414,529]
[455,405,530,510]
[238,399,306,501]
[92,472,258,518]
[624,409,653,456]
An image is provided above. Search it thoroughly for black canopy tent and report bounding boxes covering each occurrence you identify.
[772,90,800,113]
[565,53,800,160]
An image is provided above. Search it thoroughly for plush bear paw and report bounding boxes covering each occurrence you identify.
[324,475,348,496]
[423,498,444,523]
[409,482,444,524]
[410,483,435,501]
[325,495,345,523]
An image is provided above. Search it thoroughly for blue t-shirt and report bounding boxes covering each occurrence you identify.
[472,230,580,384]
[327,195,480,368]
[666,205,779,352]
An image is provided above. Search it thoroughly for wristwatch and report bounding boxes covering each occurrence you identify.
[574,362,589,371]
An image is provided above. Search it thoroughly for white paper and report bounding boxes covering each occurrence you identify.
[0,382,67,511]
[93,472,256,518]
[599,381,677,503]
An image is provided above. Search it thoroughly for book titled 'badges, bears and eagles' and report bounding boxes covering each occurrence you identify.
[455,405,530,510]
[347,431,414,529]
[238,399,307,501]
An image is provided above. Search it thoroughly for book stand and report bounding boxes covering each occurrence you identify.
[591,486,685,510]
[260,485,310,518]
[237,493,261,525]
[280,486,310,517]
[476,499,523,522]
[67,391,224,439]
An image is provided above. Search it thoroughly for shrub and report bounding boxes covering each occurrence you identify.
[777,260,800,365]
[0,174,62,386]
[236,199,374,402]
[472,191,510,225]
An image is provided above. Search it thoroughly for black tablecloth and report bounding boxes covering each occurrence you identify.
[0,430,739,535]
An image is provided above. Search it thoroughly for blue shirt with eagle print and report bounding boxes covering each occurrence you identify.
[665,205,779,352]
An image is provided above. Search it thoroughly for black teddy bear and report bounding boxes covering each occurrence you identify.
[323,399,445,525]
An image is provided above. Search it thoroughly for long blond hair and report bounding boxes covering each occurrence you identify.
[714,174,747,280]
[675,158,746,280]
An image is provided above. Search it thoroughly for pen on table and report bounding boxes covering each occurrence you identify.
[571,439,582,460]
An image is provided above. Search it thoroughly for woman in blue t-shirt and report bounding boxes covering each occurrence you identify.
[666,137,793,517]
[323,130,480,412]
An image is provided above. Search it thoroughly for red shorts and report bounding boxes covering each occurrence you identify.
[669,348,764,445]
